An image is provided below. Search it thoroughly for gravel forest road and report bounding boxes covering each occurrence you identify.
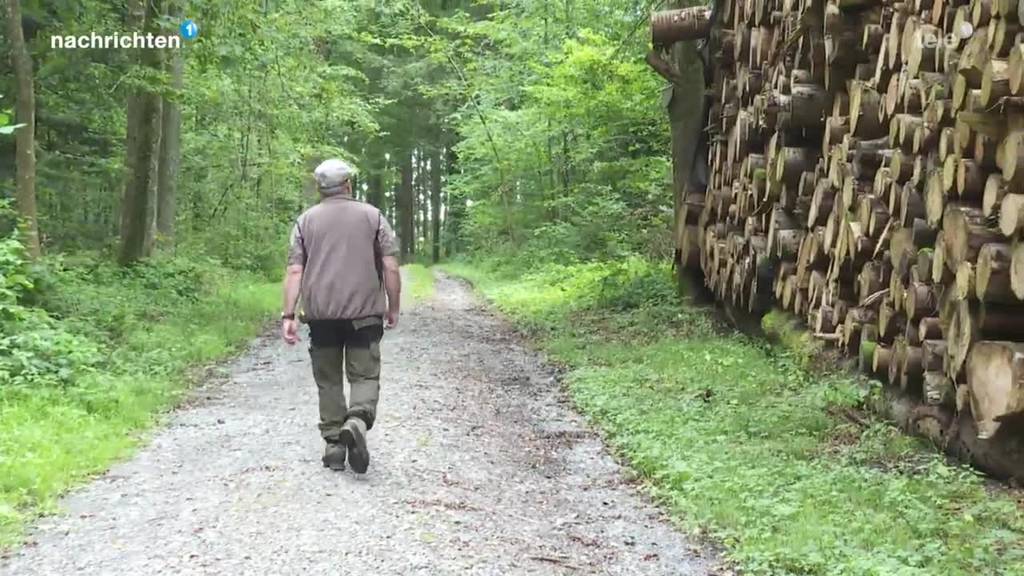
[0,274,716,576]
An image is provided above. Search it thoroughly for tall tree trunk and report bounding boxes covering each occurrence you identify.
[412,152,420,257]
[445,145,463,256]
[389,178,398,223]
[560,129,571,195]
[431,148,442,263]
[399,152,415,261]
[417,150,428,255]
[367,169,384,209]
[5,0,41,258]
[157,2,184,242]
[119,0,163,265]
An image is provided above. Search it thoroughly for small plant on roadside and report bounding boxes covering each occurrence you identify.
[0,101,25,135]
[595,259,677,311]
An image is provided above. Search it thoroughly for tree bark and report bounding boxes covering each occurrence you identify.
[431,148,443,263]
[5,0,41,258]
[416,150,427,255]
[398,151,415,261]
[367,168,384,209]
[119,0,163,265]
[444,145,462,256]
[157,1,184,242]
[650,7,712,47]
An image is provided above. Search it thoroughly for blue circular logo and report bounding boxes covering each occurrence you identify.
[180,19,199,41]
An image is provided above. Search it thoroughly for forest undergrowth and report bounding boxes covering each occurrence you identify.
[0,234,279,547]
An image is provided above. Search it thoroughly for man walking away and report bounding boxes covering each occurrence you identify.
[281,159,401,474]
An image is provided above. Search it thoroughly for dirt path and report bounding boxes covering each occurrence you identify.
[0,274,716,575]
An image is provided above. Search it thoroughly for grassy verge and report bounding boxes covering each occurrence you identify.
[403,263,436,304]
[441,258,1024,575]
[0,255,279,548]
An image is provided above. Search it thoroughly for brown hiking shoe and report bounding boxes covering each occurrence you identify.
[340,418,369,474]
[322,441,346,471]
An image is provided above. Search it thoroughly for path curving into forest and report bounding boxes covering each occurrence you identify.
[0,274,716,575]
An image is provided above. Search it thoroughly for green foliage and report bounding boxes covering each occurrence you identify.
[1,1,387,252]
[594,259,679,311]
[445,259,1024,575]
[178,226,286,281]
[761,309,826,369]
[0,203,100,390]
[0,99,24,134]
[0,233,277,547]
[448,18,673,262]
[403,263,436,304]
[6,0,675,264]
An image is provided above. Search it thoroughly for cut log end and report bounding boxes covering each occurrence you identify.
[967,341,1024,439]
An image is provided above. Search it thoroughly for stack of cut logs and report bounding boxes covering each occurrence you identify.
[655,0,1024,457]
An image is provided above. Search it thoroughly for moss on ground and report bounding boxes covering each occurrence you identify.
[761,309,826,369]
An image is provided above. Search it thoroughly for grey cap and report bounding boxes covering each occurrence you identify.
[314,159,355,194]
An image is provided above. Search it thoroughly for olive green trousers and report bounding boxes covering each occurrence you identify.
[307,317,383,440]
